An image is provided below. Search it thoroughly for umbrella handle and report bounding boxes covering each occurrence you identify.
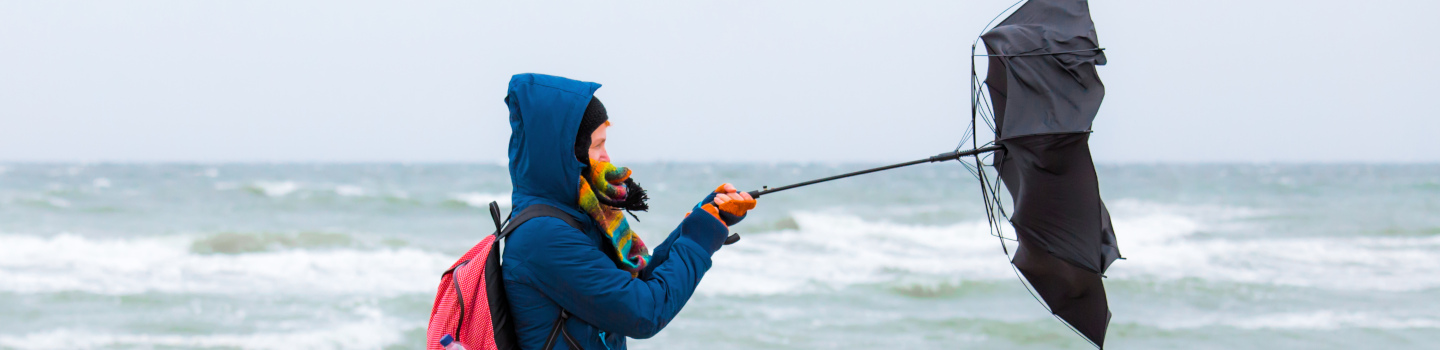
[723,233,741,245]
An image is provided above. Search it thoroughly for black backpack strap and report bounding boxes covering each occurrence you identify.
[489,202,506,232]
[499,203,584,239]
[491,202,587,349]
[541,309,585,350]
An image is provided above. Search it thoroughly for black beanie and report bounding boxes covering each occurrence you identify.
[573,96,649,213]
[575,96,609,166]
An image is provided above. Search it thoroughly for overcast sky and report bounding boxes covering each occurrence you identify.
[2,1,1436,163]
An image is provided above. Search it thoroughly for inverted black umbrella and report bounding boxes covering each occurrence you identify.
[982,0,1120,347]
[731,0,1120,347]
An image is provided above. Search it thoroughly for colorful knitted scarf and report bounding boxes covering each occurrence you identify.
[578,160,651,277]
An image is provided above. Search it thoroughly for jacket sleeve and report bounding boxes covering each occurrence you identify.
[508,207,728,339]
[637,220,684,280]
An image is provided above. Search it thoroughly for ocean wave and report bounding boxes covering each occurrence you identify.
[1107,233,1440,292]
[189,231,357,254]
[246,181,300,197]
[1151,310,1440,330]
[698,202,1440,296]
[0,305,411,349]
[446,192,511,208]
[1233,311,1440,330]
[1107,197,1268,232]
[333,185,366,197]
[0,233,452,296]
[699,208,1206,296]
[700,212,1014,296]
[1079,200,1440,291]
[1102,198,1440,291]
[215,181,417,204]
[4,195,74,209]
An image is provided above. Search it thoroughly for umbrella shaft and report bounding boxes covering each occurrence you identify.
[747,145,1002,198]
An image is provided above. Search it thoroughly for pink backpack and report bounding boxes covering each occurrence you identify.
[427,202,583,350]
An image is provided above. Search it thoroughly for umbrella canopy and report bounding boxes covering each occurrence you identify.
[980,0,1120,347]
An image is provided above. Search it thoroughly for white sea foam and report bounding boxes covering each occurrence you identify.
[700,200,1440,296]
[333,185,366,197]
[450,192,511,208]
[1155,310,1440,330]
[1101,200,1440,291]
[1103,201,1440,291]
[1109,234,1440,291]
[92,177,111,188]
[1233,311,1440,330]
[0,305,412,349]
[701,212,1016,296]
[5,194,73,209]
[45,197,72,208]
[0,234,453,296]
[250,181,300,197]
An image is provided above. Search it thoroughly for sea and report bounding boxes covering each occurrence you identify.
[0,162,1436,349]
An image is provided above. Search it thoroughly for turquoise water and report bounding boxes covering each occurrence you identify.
[1,163,1437,349]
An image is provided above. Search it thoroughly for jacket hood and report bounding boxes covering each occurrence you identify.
[505,73,599,223]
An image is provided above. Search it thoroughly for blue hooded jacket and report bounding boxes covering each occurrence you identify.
[501,73,729,350]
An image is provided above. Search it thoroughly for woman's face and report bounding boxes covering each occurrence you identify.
[587,122,610,163]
